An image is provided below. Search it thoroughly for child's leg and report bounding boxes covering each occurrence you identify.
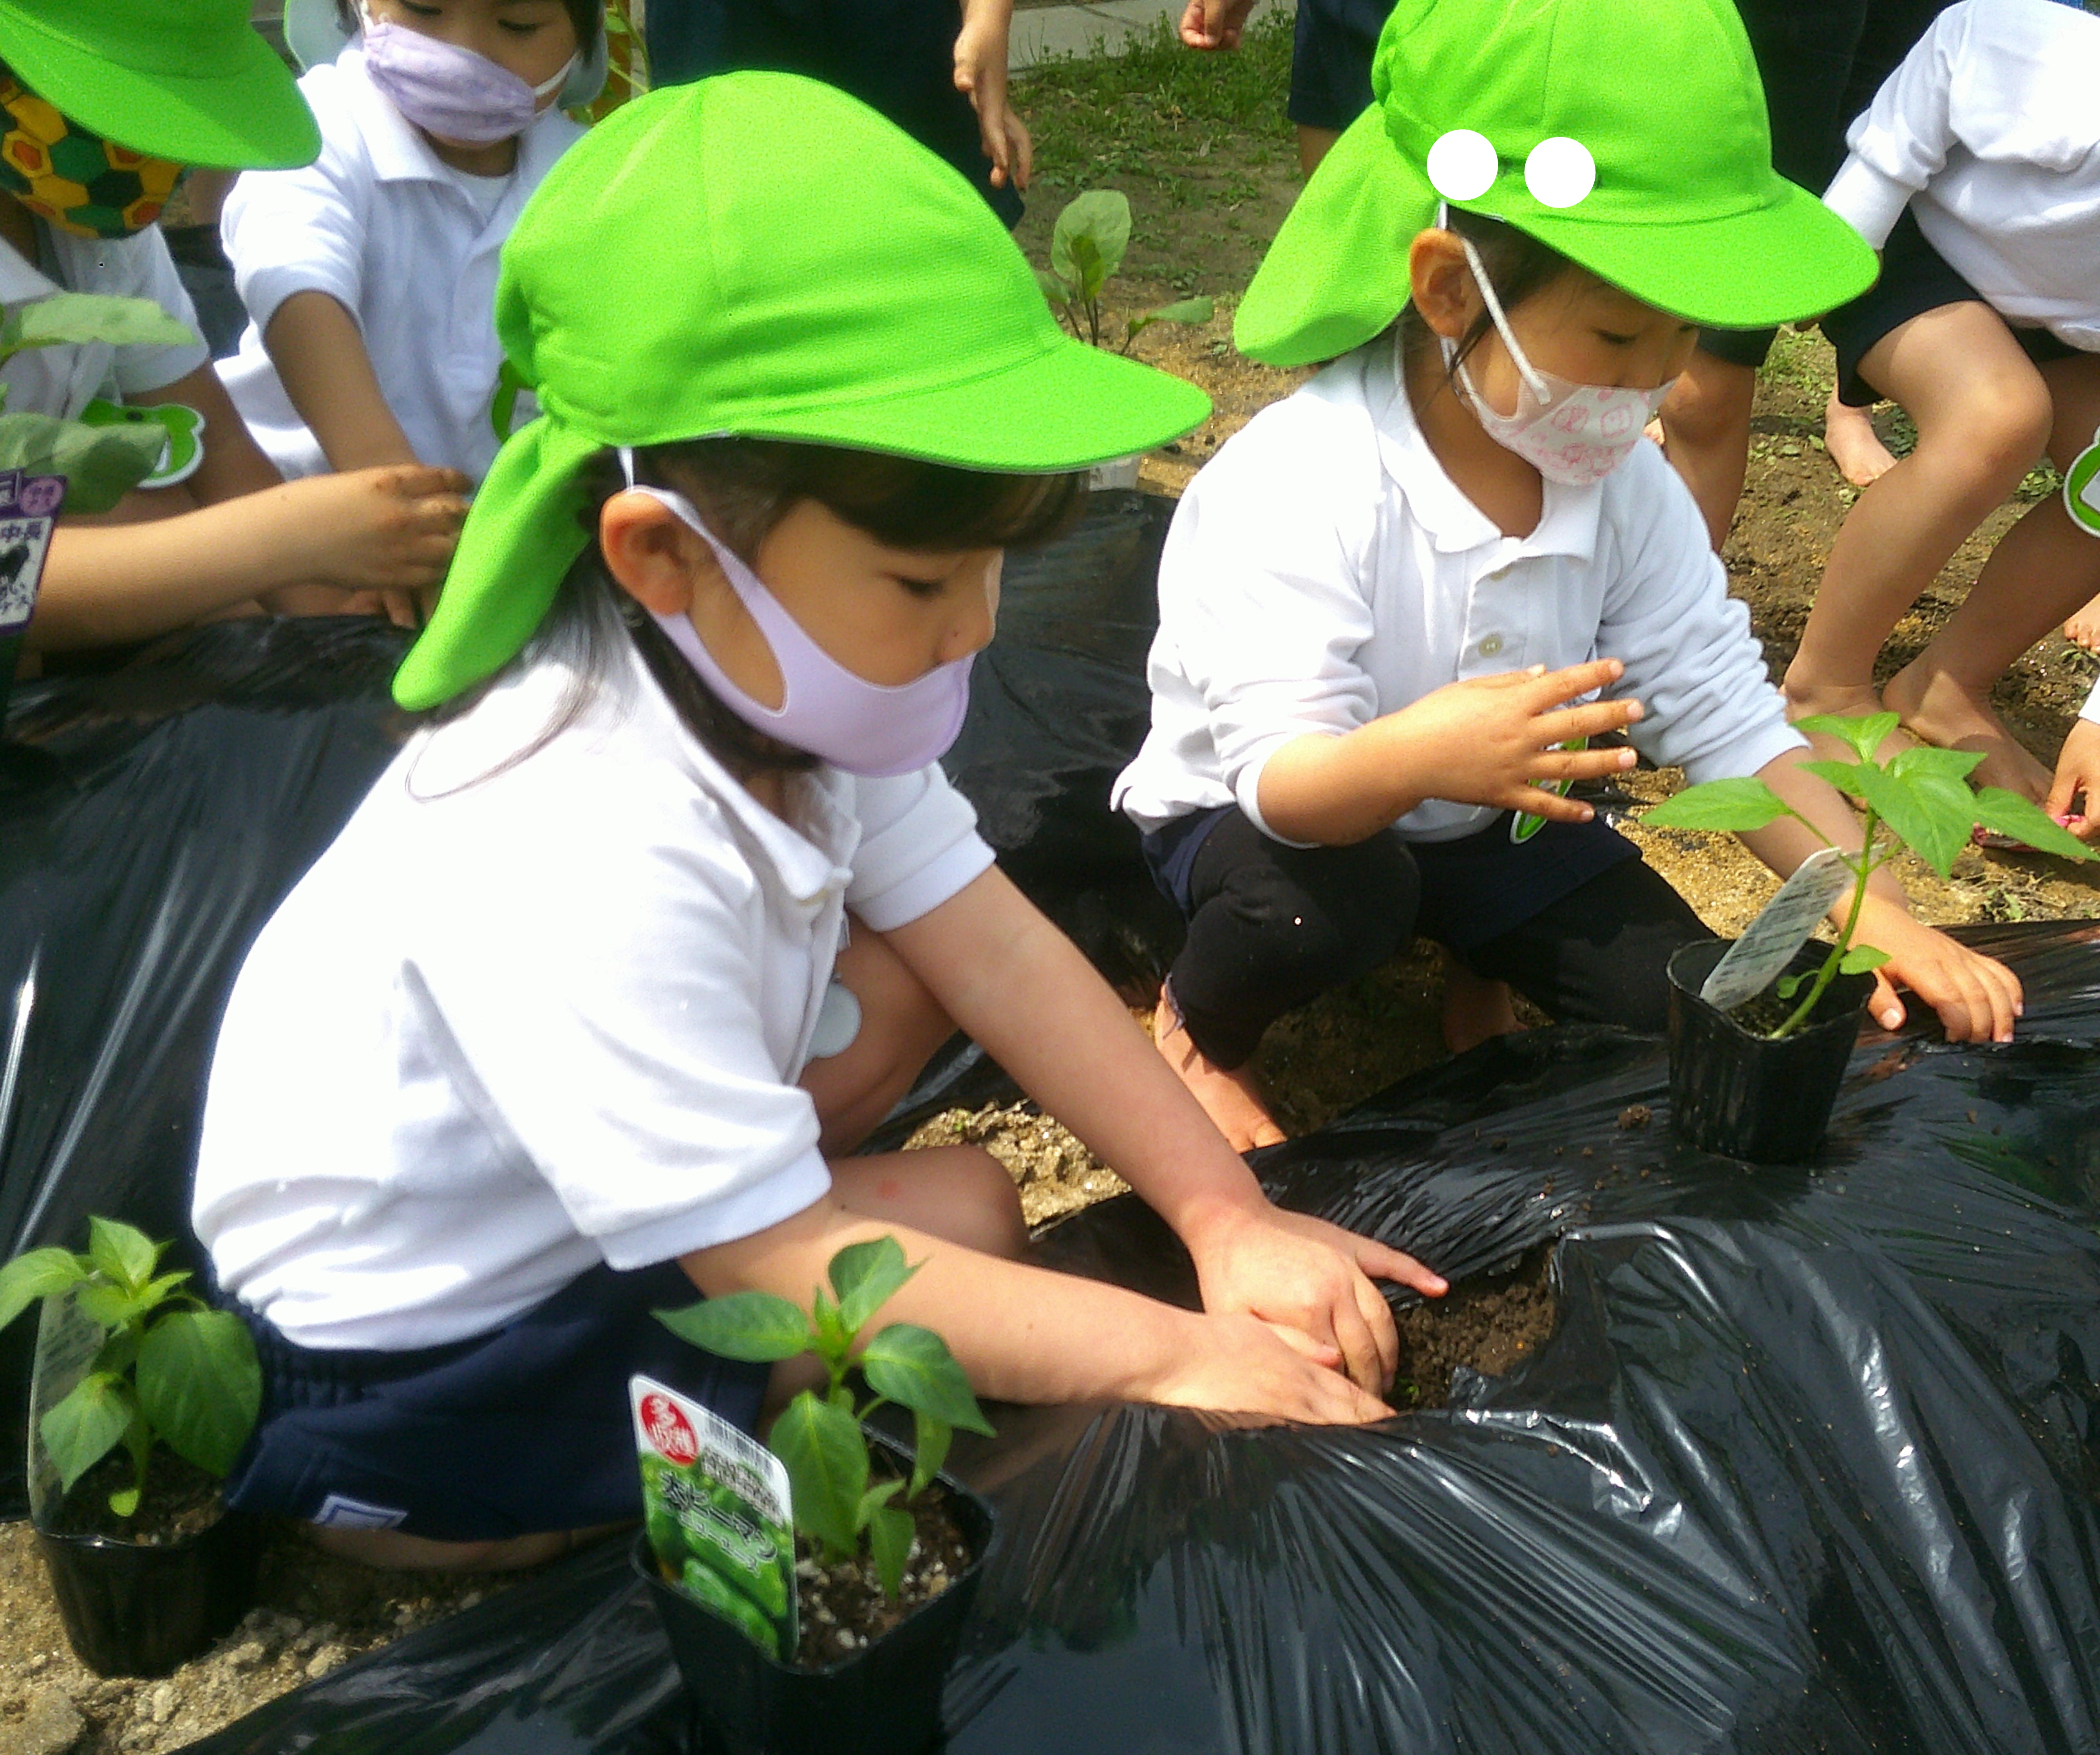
[1154,810,1419,1151]
[1459,856,1709,1035]
[802,921,1028,1260]
[2066,593,2100,655]
[1882,351,2100,799]
[1655,344,1758,550]
[1785,302,2051,732]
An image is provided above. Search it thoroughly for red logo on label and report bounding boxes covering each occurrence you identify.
[640,1392,698,1464]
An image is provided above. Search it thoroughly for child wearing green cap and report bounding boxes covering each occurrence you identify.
[0,0,471,654]
[190,73,1446,1567]
[1115,0,2023,1151]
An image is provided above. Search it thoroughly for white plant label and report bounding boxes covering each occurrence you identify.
[1698,846,1854,1014]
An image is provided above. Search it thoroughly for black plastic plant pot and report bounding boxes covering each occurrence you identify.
[36,1509,262,1677]
[636,1439,994,1755]
[1667,938,1875,1165]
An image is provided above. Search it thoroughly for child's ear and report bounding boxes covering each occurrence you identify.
[599,490,715,618]
[1408,228,1477,343]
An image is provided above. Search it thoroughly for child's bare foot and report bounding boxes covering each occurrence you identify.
[1780,674,1916,769]
[1151,989,1286,1153]
[2066,592,2100,654]
[1883,662,2056,801]
[1823,392,1899,488]
[1440,953,1521,1055]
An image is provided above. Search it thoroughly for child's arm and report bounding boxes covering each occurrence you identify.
[26,464,467,651]
[1737,748,2022,1043]
[952,0,1031,191]
[1253,656,1647,845]
[2044,683,2100,838]
[883,865,1448,1393]
[263,290,421,472]
[684,1195,1390,1422]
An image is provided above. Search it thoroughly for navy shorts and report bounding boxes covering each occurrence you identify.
[1287,0,1389,132]
[222,1262,771,1542]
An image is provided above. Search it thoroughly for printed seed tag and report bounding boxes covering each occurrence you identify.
[632,1374,797,1660]
[1698,846,1854,1014]
[0,470,65,715]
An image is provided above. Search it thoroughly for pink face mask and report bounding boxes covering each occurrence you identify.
[360,10,574,145]
[618,457,975,779]
[1438,235,1673,488]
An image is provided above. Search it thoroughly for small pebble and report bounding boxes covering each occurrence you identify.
[813,1605,835,1625]
[27,1651,49,1673]
[1617,1104,1652,1130]
[148,1682,178,1725]
[225,1639,270,1671]
[305,1643,349,1680]
[795,1558,820,1581]
[18,1685,85,1755]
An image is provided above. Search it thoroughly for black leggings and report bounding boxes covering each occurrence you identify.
[1156,810,1710,1069]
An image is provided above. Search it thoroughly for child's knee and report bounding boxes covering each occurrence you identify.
[953,1144,1029,1259]
[1939,374,2053,482]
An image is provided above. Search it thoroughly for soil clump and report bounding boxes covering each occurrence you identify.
[1391,1249,1558,1411]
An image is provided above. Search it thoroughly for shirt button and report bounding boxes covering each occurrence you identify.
[1478,633,1505,658]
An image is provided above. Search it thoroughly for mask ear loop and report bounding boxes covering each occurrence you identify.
[1453,231,1551,402]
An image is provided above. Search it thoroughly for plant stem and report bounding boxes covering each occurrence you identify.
[1769,810,1879,1041]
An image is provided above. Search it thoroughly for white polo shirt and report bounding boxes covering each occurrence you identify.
[1113,341,1804,844]
[193,638,995,1351]
[1823,0,2100,351]
[215,49,583,481]
[0,223,208,419]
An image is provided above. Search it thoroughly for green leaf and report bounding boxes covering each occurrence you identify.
[769,1392,868,1557]
[87,1219,157,1294]
[4,293,195,354]
[828,1237,916,1339]
[1033,266,1071,307]
[1798,758,1874,797]
[1796,711,1900,765]
[910,1408,952,1499]
[73,1280,149,1332]
[810,1286,848,1362]
[40,1372,134,1493]
[1049,190,1132,289]
[107,1483,140,1520]
[859,1325,995,1437]
[0,414,162,513]
[1887,744,1986,786]
[1972,787,2096,862]
[1068,231,1107,307]
[1140,296,1214,327]
[1775,972,1805,1000]
[867,1503,914,1600]
[653,1292,811,1362]
[136,1309,260,1478]
[855,1477,902,1530]
[1848,762,1972,879]
[0,1249,85,1332]
[1642,777,1788,833]
[1838,943,1892,975]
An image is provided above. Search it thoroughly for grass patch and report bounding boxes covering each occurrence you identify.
[1015,10,1295,196]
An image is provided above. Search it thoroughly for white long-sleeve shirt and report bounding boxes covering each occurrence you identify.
[1112,342,1804,844]
[216,49,582,481]
[1823,0,2100,350]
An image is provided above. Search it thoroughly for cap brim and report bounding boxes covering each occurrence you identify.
[1522,181,1879,331]
[0,5,320,168]
[730,328,1211,473]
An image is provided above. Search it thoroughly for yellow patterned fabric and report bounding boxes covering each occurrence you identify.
[0,75,181,237]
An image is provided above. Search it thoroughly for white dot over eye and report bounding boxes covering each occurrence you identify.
[1426,129,1498,202]
[1524,137,1596,208]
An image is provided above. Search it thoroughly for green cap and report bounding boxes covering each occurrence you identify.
[1236,0,1878,366]
[0,0,319,170]
[394,72,1210,712]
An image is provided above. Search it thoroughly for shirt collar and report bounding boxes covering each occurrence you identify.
[1363,341,1603,566]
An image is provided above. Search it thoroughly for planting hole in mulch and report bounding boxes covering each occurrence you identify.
[791,1477,974,1668]
[1391,1247,1557,1411]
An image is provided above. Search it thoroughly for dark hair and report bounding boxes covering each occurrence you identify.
[338,0,600,52]
[1398,209,1585,376]
[423,438,1085,787]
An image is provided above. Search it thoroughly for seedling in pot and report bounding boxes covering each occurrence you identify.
[655,1236,993,1603]
[1036,191,1214,354]
[0,1218,261,1521]
[1643,712,2091,1038]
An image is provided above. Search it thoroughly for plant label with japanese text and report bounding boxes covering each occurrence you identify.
[1698,847,1854,1014]
[632,1374,797,1661]
[0,469,64,708]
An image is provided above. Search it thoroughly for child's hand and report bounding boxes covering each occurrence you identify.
[2045,719,2100,839]
[1178,0,1257,49]
[1186,1205,1445,1394]
[1150,1311,1394,1424]
[1390,657,1644,821]
[1852,896,2022,1043]
[953,5,1031,191]
[286,464,469,604]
